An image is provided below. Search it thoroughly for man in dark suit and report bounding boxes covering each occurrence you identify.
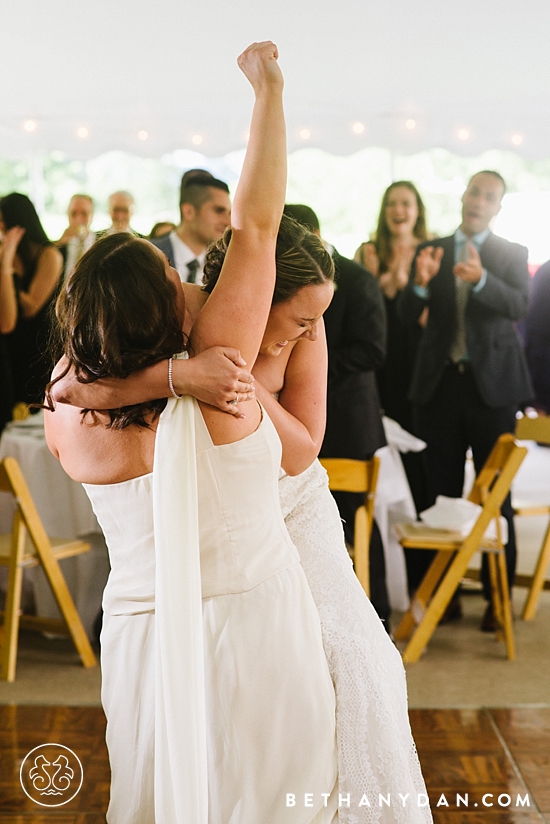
[283,204,390,628]
[152,170,230,283]
[399,170,533,629]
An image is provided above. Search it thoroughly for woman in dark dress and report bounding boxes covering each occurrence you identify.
[355,181,430,591]
[0,193,63,407]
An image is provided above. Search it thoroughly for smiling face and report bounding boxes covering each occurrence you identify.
[384,185,419,238]
[460,173,504,236]
[259,281,334,356]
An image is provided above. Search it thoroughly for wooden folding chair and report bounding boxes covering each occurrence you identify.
[0,457,97,681]
[513,414,550,620]
[393,434,527,663]
[319,457,380,597]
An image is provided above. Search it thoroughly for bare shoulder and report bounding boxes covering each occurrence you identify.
[40,245,63,268]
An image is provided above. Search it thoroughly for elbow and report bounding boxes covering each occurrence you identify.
[0,318,16,334]
[281,441,320,477]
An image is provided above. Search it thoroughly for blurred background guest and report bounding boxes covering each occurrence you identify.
[355,181,430,591]
[97,191,142,237]
[55,194,96,278]
[149,221,176,239]
[152,169,231,283]
[523,259,550,414]
[0,193,63,407]
[284,204,391,629]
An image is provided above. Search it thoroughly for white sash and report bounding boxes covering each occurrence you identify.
[152,386,208,823]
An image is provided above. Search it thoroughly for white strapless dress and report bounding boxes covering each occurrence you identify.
[279,461,432,824]
[84,399,338,824]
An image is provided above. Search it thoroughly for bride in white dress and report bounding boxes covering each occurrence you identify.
[45,43,338,824]
[50,187,434,824]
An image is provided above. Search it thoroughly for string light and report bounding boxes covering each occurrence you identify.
[405,119,416,130]
[138,130,148,141]
[352,122,365,134]
[77,126,89,138]
[299,129,311,140]
[458,128,470,141]
[192,134,203,145]
[511,133,523,146]
[24,120,37,133]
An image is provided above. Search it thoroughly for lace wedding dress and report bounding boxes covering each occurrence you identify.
[279,460,433,824]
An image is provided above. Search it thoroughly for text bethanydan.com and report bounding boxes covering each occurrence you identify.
[286,792,531,809]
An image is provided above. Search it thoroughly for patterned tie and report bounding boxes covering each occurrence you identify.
[449,241,471,364]
[186,259,199,284]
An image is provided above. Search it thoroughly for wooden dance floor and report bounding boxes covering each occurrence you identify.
[0,705,548,821]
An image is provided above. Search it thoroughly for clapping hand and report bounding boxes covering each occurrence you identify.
[414,245,444,288]
[237,41,283,93]
[1,226,25,266]
[453,244,483,284]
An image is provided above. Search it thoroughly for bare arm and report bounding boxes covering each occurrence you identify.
[19,246,63,318]
[191,43,285,367]
[190,42,286,443]
[254,323,328,475]
[49,348,255,414]
[0,229,24,333]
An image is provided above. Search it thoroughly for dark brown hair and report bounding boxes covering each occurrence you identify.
[372,181,428,273]
[46,234,183,429]
[202,213,334,303]
[0,192,51,275]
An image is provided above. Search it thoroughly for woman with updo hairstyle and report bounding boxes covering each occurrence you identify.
[0,192,63,407]
[203,212,334,303]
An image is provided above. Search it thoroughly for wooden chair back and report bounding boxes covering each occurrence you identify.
[515,414,550,444]
[319,457,380,597]
[0,457,97,681]
[463,434,526,553]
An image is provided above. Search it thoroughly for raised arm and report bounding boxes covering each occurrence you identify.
[190,42,286,368]
[0,229,24,333]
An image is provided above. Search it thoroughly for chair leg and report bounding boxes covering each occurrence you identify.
[353,506,370,598]
[394,551,451,641]
[487,553,504,641]
[497,552,515,660]
[402,549,474,664]
[395,551,449,640]
[1,521,26,682]
[36,552,97,669]
[522,520,550,620]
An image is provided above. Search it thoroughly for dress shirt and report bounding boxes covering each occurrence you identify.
[64,231,96,278]
[169,231,206,283]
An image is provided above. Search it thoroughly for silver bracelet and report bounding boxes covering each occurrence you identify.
[168,356,182,399]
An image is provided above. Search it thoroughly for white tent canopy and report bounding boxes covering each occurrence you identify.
[1,0,549,161]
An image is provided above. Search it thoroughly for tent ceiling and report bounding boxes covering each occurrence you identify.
[1,0,549,160]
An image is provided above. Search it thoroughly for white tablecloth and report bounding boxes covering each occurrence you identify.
[0,413,109,638]
[375,418,427,612]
